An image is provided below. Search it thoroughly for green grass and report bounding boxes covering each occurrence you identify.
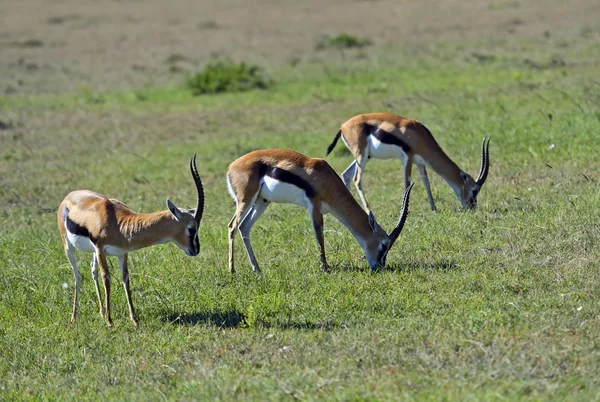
[1,32,600,400]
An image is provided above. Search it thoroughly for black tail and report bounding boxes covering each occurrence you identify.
[325,130,342,156]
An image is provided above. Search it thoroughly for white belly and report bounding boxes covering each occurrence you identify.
[368,136,409,162]
[260,176,310,208]
[66,231,96,253]
[65,231,128,256]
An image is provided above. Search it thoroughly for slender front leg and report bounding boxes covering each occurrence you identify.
[417,165,437,211]
[309,202,329,272]
[353,154,371,213]
[239,200,270,273]
[90,253,104,319]
[65,243,81,323]
[95,248,112,327]
[119,254,137,326]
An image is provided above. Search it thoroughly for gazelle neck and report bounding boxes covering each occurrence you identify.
[327,193,377,251]
[118,210,178,248]
[424,151,466,197]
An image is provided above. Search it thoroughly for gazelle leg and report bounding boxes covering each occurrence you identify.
[309,202,329,272]
[90,253,104,319]
[228,201,256,273]
[65,242,81,324]
[417,164,437,212]
[404,158,413,189]
[119,254,137,326]
[95,248,112,327]
[238,199,270,273]
[353,154,371,213]
[341,160,358,188]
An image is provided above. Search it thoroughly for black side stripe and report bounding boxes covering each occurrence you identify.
[260,164,317,199]
[364,123,412,153]
[65,207,97,243]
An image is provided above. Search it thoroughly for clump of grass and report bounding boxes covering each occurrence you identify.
[315,33,373,50]
[11,39,44,48]
[185,60,270,95]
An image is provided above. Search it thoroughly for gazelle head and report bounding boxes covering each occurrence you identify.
[166,155,205,256]
[458,136,491,209]
[364,183,414,270]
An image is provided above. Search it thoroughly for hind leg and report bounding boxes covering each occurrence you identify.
[229,200,258,273]
[341,160,358,188]
[238,199,270,273]
[65,242,81,323]
[353,153,371,213]
[90,253,104,319]
[95,248,112,327]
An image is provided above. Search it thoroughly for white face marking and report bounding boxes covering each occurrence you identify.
[368,136,409,162]
[260,176,310,208]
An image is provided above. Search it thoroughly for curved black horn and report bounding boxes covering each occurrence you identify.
[190,154,205,225]
[476,136,491,186]
[389,182,415,245]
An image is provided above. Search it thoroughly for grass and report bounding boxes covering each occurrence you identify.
[1,29,600,400]
[185,60,270,95]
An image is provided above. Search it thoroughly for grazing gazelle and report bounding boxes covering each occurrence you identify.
[57,156,205,327]
[226,149,414,273]
[325,112,491,212]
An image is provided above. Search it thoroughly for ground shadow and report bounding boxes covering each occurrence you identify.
[382,259,459,273]
[334,259,458,273]
[258,319,338,331]
[164,311,338,331]
[164,310,244,328]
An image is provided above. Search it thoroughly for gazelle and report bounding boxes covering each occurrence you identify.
[226,149,414,273]
[57,156,205,327]
[325,112,490,212]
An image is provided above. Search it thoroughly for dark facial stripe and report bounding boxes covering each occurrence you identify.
[65,208,96,243]
[364,123,411,153]
[260,164,316,199]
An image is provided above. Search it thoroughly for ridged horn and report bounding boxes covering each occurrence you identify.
[476,136,491,186]
[389,182,415,245]
[190,154,205,225]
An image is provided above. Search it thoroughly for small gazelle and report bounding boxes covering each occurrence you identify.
[57,156,205,327]
[326,112,491,212]
[226,149,414,273]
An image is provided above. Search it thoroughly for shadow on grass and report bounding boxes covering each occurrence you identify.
[259,319,337,331]
[164,311,338,331]
[164,310,244,328]
[334,259,459,273]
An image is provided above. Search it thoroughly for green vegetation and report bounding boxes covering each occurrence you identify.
[185,60,270,95]
[1,29,600,401]
[315,33,373,50]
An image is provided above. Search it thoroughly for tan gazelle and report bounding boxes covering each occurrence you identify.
[226,149,414,273]
[326,112,490,212]
[57,156,205,327]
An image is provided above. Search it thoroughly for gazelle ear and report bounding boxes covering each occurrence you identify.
[368,211,378,233]
[460,171,470,184]
[166,199,184,221]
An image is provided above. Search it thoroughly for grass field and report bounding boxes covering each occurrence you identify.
[2,0,600,400]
